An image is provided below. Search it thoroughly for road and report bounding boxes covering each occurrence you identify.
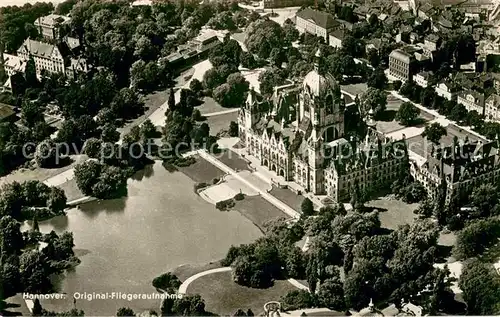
[197,149,301,219]
[177,266,308,296]
[389,90,489,141]
[178,267,232,295]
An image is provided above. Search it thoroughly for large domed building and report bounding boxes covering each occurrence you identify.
[238,49,408,201]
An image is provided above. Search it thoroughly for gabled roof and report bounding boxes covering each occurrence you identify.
[17,38,70,59]
[296,8,337,30]
[329,29,346,40]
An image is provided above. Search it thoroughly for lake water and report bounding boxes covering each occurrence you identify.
[23,162,262,315]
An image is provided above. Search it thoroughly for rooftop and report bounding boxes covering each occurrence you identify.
[34,14,70,27]
[296,7,337,29]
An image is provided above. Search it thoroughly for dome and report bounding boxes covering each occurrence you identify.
[303,69,338,97]
[303,48,339,97]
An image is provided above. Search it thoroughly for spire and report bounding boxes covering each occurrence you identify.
[314,48,322,72]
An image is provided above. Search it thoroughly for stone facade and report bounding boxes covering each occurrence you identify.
[238,50,408,202]
[411,139,500,203]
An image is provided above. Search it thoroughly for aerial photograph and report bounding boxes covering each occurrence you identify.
[0,0,499,316]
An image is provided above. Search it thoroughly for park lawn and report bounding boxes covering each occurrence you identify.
[216,149,252,172]
[187,271,297,316]
[196,97,228,115]
[206,112,238,135]
[57,178,86,202]
[0,154,87,186]
[171,261,223,282]
[233,195,289,233]
[270,186,304,212]
[177,155,226,184]
[366,197,418,231]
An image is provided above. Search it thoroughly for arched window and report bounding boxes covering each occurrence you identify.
[304,93,311,113]
[325,95,334,115]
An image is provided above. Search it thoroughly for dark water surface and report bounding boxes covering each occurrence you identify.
[23,162,262,315]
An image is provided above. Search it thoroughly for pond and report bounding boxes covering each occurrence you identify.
[23,162,262,315]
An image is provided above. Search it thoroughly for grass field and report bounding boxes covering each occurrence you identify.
[366,197,419,231]
[216,149,252,172]
[270,186,304,212]
[57,178,86,202]
[206,112,238,135]
[172,261,223,282]
[177,155,226,184]
[187,271,297,316]
[233,195,289,232]
[197,97,229,115]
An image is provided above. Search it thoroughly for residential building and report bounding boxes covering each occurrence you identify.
[411,139,500,203]
[16,38,88,78]
[414,71,433,88]
[365,38,387,54]
[485,93,500,120]
[34,14,70,40]
[17,39,66,76]
[263,0,312,8]
[238,50,408,202]
[423,34,440,56]
[457,90,485,115]
[329,29,345,48]
[2,53,26,76]
[435,80,460,100]
[389,48,416,82]
[295,8,337,44]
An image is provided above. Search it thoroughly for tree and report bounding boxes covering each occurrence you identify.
[74,160,102,196]
[0,215,24,254]
[258,68,285,95]
[449,103,467,122]
[32,298,43,316]
[399,80,415,98]
[422,122,447,145]
[152,272,181,292]
[83,138,102,159]
[455,219,500,259]
[240,51,257,69]
[101,124,120,143]
[283,23,299,44]
[47,187,67,214]
[396,102,420,126]
[342,35,363,58]
[301,198,314,217]
[367,49,380,68]
[111,88,144,119]
[459,260,500,315]
[470,183,499,218]
[360,88,387,117]
[367,67,387,89]
[168,88,176,112]
[34,140,59,168]
[189,79,203,96]
[245,19,285,59]
[21,100,44,128]
[317,276,346,311]
[117,307,135,316]
[393,80,402,91]
[229,121,239,137]
[24,57,39,88]
[281,290,317,311]
[20,250,52,294]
